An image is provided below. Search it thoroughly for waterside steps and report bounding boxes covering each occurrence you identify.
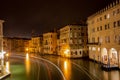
[0,68,11,80]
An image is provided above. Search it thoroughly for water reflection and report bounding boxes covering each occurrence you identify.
[103,71,120,80]
[25,53,30,77]
[63,60,71,80]
[5,61,10,73]
[89,60,120,80]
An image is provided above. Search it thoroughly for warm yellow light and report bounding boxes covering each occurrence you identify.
[64,49,70,54]
[6,53,9,57]
[6,61,10,73]
[25,53,30,76]
[26,48,29,51]
[26,53,29,60]
[64,61,67,69]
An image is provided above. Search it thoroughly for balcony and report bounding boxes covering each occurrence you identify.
[87,42,101,46]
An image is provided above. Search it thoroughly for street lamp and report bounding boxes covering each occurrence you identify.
[64,49,70,57]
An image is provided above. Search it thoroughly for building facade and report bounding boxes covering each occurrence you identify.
[4,37,30,54]
[3,37,12,54]
[87,1,120,68]
[0,20,4,53]
[59,25,88,58]
[29,36,43,55]
[43,32,57,54]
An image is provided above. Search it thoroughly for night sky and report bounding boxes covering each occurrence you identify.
[0,0,116,38]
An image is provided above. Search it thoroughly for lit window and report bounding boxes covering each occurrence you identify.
[74,32,77,38]
[92,47,96,51]
[70,39,73,44]
[98,48,100,51]
[107,14,110,19]
[70,33,72,38]
[89,47,91,50]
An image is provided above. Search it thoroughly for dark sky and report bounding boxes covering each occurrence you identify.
[0,0,116,38]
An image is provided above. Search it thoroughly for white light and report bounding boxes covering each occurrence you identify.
[64,49,70,55]
[98,48,100,51]
[107,14,110,19]
[92,47,96,51]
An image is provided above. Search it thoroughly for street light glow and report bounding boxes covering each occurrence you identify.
[26,53,29,60]
[64,49,70,55]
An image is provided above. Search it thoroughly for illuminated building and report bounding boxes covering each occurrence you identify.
[43,32,57,54]
[59,25,88,58]
[3,37,12,55]
[87,0,120,67]
[29,35,43,55]
[3,37,30,54]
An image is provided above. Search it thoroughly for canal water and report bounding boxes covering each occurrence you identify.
[4,55,120,80]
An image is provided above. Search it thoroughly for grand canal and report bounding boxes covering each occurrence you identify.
[4,54,120,80]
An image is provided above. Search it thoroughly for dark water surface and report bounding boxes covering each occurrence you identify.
[4,55,120,80]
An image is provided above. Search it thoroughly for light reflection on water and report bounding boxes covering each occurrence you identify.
[25,53,30,76]
[63,60,71,80]
[5,61,10,73]
[103,71,120,80]
[5,55,120,80]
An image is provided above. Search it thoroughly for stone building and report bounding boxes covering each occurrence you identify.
[87,0,120,67]
[28,35,43,55]
[59,24,88,58]
[43,32,57,54]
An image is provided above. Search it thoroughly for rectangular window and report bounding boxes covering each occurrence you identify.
[117,20,120,26]
[113,11,116,16]
[70,39,73,44]
[119,36,120,43]
[100,26,102,30]
[98,37,99,43]
[97,27,99,31]
[108,24,110,29]
[92,37,95,43]
[105,36,110,43]
[114,21,117,27]
[105,25,107,30]
[92,28,95,32]
[78,39,81,44]
[70,33,72,38]
[117,9,119,14]
[104,15,107,19]
[74,32,77,38]
[100,17,102,21]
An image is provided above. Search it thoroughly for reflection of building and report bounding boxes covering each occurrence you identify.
[60,25,88,58]
[43,32,57,54]
[29,36,43,55]
[87,1,120,67]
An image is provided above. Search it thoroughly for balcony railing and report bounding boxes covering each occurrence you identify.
[87,42,101,45]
